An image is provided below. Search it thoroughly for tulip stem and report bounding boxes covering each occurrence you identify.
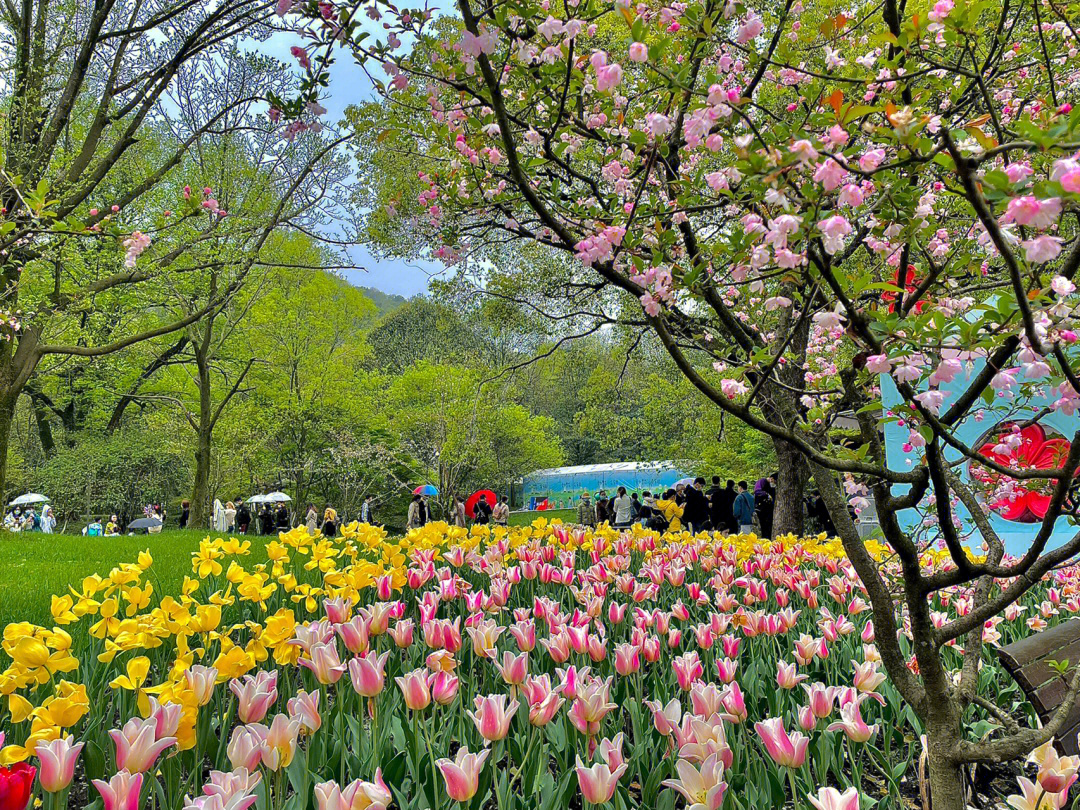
[787,767,802,810]
[423,714,441,810]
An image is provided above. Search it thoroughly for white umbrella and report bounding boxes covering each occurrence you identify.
[10,493,49,506]
[247,494,266,504]
[265,491,292,502]
[674,477,696,488]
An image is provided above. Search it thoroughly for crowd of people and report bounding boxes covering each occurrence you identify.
[406,492,510,529]
[3,505,56,533]
[570,475,836,538]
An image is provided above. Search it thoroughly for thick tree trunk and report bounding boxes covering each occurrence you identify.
[771,437,806,537]
[926,718,967,810]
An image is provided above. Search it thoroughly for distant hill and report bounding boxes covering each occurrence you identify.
[357,286,408,315]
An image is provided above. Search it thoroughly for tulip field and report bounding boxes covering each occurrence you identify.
[0,521,1075,810]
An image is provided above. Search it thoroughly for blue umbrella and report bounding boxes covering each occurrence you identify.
[413,484,439,496]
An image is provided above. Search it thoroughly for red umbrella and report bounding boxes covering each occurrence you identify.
[465,490,497,519]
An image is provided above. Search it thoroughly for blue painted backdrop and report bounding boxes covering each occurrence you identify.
[880,366,1080,555]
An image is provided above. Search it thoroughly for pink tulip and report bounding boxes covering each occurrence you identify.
[643,698,682,736]
[389,618,414,648]
[35,736,84,792]
[715,657,738,684]
[852,660,886,695]
[230,671,278,723]
[755,717,809,768]
[557,665,591,700]
[359,603,394,636]
[809,786,861,810]
[797,705,817,731]
[510,620,536,652]
[431,671,461,706]
[184,665,218,706]
[777,661,808,690]
[300,642,347,685]
[337,616,371,655]
[802,682,839,719]
[673,651,703,690]
[690,683,724,718]
[467,694,519,742]
[662,753,728,810]
[260,713,301,771]
[314,781,348,810]
[349,651,390,697]
[523,675,563,726]
[1031,741,1080,794]
[323,597,351,624]
[586,634,608,663]
[204,768,261,800]
[227,726,264,771]
[436,746,490,802]
[613,643,640,676]
[597,732,625,771]
[720,682,747,724]
[395,668,432,711]
[568,677,616,736]
[343,772,391,810]
[826,700,878,743]
[608,602,627,625]
[575,755,627,804]
[93,770,143,810]
[148,697,182,739]
[495,651,529,686]
[110,716,177,774]
[287,689,322,733]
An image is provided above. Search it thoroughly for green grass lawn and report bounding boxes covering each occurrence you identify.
[0,529,218,628]
[0,510,576,628]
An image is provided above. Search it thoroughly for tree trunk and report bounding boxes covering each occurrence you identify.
[926,719,967,810]
[27,390,56,457]
[0,395,17,502]
[189,354,214,528]
[771,436,807,537]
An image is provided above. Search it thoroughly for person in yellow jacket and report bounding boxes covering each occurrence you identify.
[655,489,684,532]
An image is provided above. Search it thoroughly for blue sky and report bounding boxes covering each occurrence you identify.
[258,28,446,299]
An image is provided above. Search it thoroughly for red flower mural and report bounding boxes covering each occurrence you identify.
[973,423,1075,522]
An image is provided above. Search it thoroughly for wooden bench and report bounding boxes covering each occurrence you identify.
[997,617,1080,755]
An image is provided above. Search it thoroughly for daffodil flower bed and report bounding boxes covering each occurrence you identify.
[0,521,1071,810]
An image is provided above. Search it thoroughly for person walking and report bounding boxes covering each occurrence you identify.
[213,499,226,532]
[612,486,634,528]
[322,506,338,538]
[361,495,376,526]
[682,477,710,533]
[452,494,467,528]
[655,489,684,532]
[713,479,737,535]
[755,479,775,539]
[407,495,423,529]
[576,491,596,527]
[275,502,290,531]
[491,495,510,527]
[418,495,430,526]
[224,501,237,533]
[179,500,191,530]
[236,500,251,534]
[474,495,492,525]
[305,504,318,535]
[732,482,756,535]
